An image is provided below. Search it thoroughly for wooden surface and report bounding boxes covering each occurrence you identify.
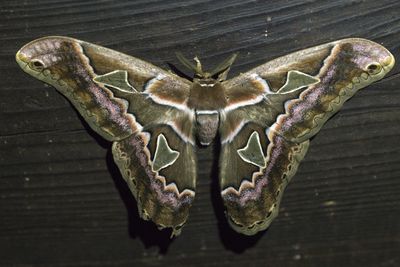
[1,0,399,266]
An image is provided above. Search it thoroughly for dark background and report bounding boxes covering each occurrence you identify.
[1,0,399,266]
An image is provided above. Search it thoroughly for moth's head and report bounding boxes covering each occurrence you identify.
[176,52,238,82]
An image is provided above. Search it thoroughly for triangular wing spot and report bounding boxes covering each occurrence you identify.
[237,131,266,168]
[93,70,137,93]
[277,70,320,94]
[152,134,180,172]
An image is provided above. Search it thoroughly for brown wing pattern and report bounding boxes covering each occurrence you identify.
[16,36,395,236]
[219,38,395,235]
[16,36,197,236]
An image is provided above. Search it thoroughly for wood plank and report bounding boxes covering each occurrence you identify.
[1,0,399,266]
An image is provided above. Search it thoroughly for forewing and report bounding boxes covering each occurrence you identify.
[220,38,394,235]
[16,36,196,235]
[16,36,192,141]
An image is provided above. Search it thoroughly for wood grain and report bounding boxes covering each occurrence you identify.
[1,0,399,266]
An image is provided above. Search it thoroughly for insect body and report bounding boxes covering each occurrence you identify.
[16,37,394,236]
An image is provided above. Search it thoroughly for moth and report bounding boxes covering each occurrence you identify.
[16,36,394,237]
